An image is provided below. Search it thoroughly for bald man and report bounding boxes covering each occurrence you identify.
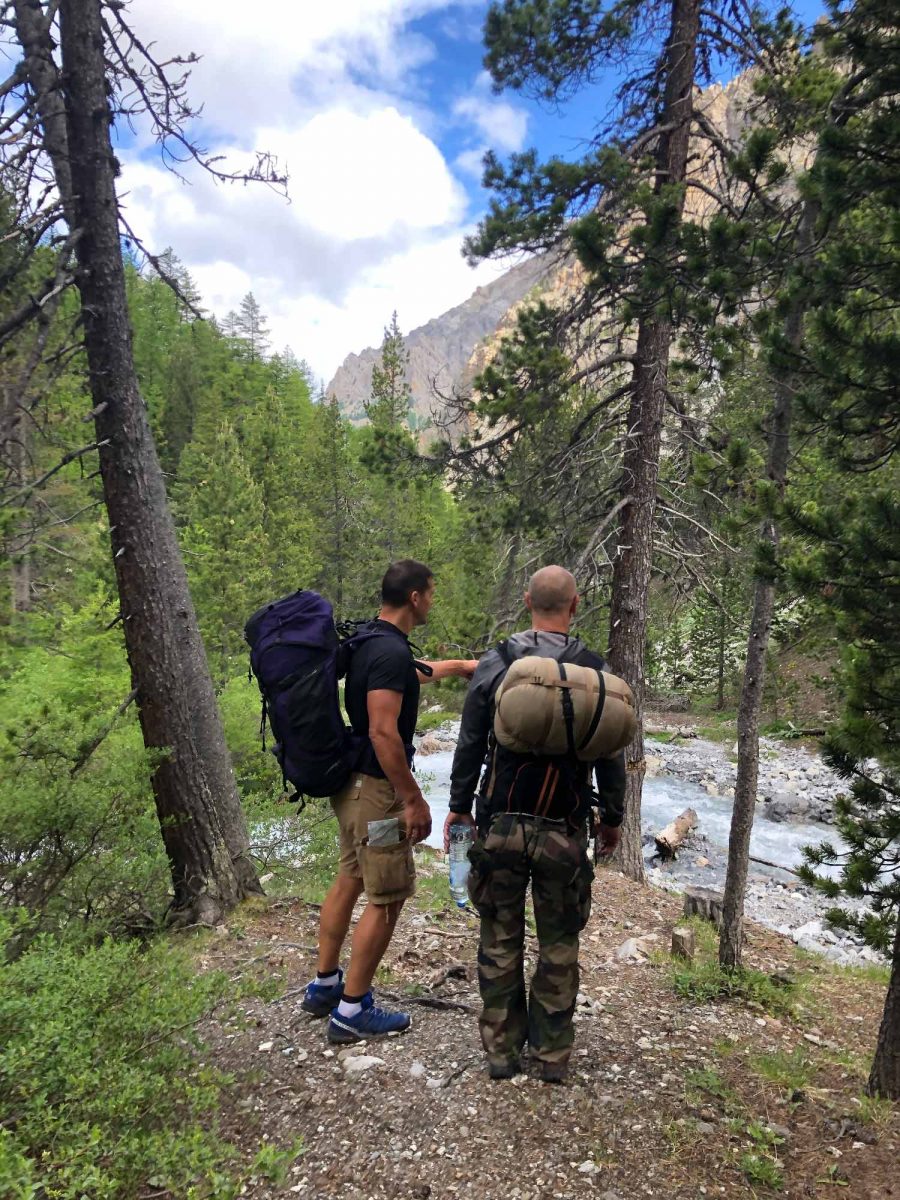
[446,567,626,1083]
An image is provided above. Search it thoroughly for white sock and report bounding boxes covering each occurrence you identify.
[316,970,340,987]
[337,997,363,1018]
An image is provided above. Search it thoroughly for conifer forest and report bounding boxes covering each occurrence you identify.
[0,1,897,1196]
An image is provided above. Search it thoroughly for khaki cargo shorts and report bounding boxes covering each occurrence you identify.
[330,773,416,906]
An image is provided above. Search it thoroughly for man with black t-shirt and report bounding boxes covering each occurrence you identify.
[303,560,477,1042]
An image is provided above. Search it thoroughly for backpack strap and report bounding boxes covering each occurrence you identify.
[578,669,607,754]
[557,661,578,758]
[496,639,513,668]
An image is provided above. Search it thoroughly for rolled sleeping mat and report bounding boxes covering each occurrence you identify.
[493,656,636,760]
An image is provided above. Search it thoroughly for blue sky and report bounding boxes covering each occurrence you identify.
[119,0,827,384]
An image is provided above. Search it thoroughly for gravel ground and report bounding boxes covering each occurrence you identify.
[197,867,898,1200]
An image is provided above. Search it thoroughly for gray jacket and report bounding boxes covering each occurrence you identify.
[448,629,627,826]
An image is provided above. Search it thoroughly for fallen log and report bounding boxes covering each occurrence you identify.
[654,807,698,859]
[749,854,802,878]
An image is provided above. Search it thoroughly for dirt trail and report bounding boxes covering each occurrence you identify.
[199,863,898,1200]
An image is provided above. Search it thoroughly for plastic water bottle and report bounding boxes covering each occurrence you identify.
[448,824,474,908]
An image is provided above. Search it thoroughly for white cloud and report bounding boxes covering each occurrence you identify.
[453,93,528,153]
[455,147,488,179]
[115,2,503,384]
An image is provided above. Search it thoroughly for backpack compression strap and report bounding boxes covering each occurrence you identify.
[577,669,606,754]
[557,661,577,758]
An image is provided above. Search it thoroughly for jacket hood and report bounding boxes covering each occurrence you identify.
[505,629,588,661]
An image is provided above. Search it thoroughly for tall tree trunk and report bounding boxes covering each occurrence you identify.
[18,0,261,922]
[719,200,816,968]
[607,0,700,882]
[868,918,900,1099]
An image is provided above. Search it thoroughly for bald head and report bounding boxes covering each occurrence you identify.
[526,566,578,622]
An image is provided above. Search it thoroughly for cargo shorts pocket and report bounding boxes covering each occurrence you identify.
[358,836,415,905]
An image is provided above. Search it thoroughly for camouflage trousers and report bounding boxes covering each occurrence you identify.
[467,813,594,1069]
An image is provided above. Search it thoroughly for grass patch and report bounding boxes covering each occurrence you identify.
[825,961,891,987]
[750,1046,814,1092]
[669,918,799,1017]
[853,1092,895,1129]
[685,1066,734,1106]
[673,958,797,1016]
[414,866,454,914]
[733,1121,786,1192]
[738,1148,784,1191]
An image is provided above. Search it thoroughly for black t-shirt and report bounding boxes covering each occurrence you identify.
[344,619,420,778]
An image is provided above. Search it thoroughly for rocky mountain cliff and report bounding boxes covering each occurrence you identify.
[326,253,551,429]
[326,75,758,427]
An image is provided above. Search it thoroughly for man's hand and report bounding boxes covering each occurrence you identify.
[443,810,476,852]
[596,823,621,858]
[403,792,432,845]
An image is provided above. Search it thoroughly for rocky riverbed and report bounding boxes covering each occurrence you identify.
[415,720,887,967]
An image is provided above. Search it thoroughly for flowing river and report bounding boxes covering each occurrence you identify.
[412,732,886,966]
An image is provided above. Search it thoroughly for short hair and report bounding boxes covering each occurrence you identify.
[381,559,434,607]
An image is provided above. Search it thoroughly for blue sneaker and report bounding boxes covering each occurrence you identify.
[301,970,344,1018]
[326,993,411,1043]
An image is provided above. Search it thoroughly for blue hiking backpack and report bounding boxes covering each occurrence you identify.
[244,590,389,800]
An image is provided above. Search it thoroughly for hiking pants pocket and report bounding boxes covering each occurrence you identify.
[566,856,594,933]
[467,839,496,917]
[358,836,415,906]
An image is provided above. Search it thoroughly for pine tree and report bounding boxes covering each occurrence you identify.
[365,312,411,430]
[175,422,269,681]
[236,292,270,362]
[241,382,321,598]
[786,0,900,1099]
[457,0,779,878]
[308,393,358,609]
[359,313,421,567]
[794,489,900,1097]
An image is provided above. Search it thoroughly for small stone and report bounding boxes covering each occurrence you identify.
[341,1054,384,1077]
[257,1041,274,1052]
[578,1161,598,1175]
[337,1046,366,1063]
[294,1048,308,1063]
[426,1076,446,1090]
[410,1061,426,1079]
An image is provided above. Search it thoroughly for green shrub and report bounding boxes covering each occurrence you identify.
[0,600,170,948]
[0,924,240,1199]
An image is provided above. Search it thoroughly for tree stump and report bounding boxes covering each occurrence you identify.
[683,886,724,928]
[671,926,696,962]
[654,807,698,859]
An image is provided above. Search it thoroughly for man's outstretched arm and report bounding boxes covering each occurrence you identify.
[416,658,478,682]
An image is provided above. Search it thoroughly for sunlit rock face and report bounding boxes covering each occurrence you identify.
[327,70,780,433]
